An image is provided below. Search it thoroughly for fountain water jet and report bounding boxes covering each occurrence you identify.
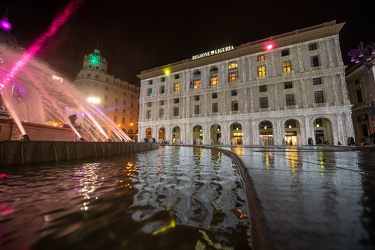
[0,43,132,142]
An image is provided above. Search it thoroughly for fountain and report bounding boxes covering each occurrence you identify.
[0,1,158,166]
[0,42,131,142]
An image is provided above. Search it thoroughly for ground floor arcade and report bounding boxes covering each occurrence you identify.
[138,107,354,146]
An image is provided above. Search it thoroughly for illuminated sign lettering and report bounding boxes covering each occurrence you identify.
[192,46,234,60]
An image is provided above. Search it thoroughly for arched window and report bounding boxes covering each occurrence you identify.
[191,70,201,89]
[228,62,238,83]
[210,67,219,87]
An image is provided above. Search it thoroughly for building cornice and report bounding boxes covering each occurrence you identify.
[137,20,344,80]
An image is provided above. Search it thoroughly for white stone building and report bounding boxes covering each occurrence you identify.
[137,21,354,146]
[74,49,140,140]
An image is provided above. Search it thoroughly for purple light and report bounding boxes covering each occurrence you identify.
[0,0,84,92]
[0,17,12,31]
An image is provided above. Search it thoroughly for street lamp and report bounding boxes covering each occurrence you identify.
[348,42,375,114]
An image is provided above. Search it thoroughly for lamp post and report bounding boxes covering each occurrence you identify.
[348,42,375,114]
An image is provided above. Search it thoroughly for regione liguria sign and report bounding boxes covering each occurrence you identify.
[192,45,234,60]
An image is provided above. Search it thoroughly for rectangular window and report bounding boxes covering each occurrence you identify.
[194,95,200,101]
[193,80,201,89]
[159,109,164,118]
[310,56,320,67]
[283,61,292,73]
[231,101,239,111]
[148,80,153,85]
[308,43,317,51]
[259,85,267,92]
[160,100,164,105]
[174,98,179,104]
[161,77,165,82]
[313,77,322,85]
[174,83,180,92]
[212,103,218,113]
[122,117,125,124]
[355,79,360,85]
[231,90,237,96]
[257,54,265,61]
[286,94,295,106]
[173,107,179,116]
[210,76,218,87]
[228,72,238,82]
[160,85,165,94]
[257,66,266,77]
[356,89,363,103]
[147,102,152,107]
[212,93,218,99]
[174,74,180,79]
[315,91,324,103]
[260,97,268,108]
[147,88,152,96]
[194,105,200,114]
[281,49,290,56]
[284,82,293,89]
[146,110,151,119]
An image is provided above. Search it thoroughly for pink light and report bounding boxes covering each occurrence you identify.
[0,17,12,31]
[264,42,275,52]
[0,0,84,92]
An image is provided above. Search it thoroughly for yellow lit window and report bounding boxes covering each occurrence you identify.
[210,76,218,87]
[257,55,265,61]
[228,72,238,82]
[283,61,292,73]
[257,66,266,77]
[228,63,238,69]
[174,83,180,92]
[194,80,201,89]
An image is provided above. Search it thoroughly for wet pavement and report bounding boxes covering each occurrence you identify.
[221,145,375,250]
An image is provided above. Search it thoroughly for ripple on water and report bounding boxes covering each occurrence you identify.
[0,147,252,250]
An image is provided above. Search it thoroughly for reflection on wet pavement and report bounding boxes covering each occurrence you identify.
[224,145,375,249]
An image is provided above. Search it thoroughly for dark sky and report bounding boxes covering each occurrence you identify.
[1,0,373,86]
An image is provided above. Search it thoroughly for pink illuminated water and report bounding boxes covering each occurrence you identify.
[0,43,131,142]
[0,0,131,142]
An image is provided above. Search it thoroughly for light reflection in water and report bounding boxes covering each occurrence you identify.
[0,146,251,249]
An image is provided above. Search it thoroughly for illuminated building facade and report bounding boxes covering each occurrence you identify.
[345,55,375,144]
[137,21,353,146]
[74,49,139,140]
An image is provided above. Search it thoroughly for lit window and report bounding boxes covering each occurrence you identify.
[193,80,201,89]
[257,55,265,61]
[228,62,238,83]
[174,83,180,92]
[257,66,266,77]
[283,61,292,73]
[210,76,218,87]
[210,67,219,87]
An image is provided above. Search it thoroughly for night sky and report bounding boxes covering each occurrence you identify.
[1,0,373,86]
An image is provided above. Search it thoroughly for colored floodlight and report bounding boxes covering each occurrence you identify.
[264,42,275,52]
[0,17,11,31]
